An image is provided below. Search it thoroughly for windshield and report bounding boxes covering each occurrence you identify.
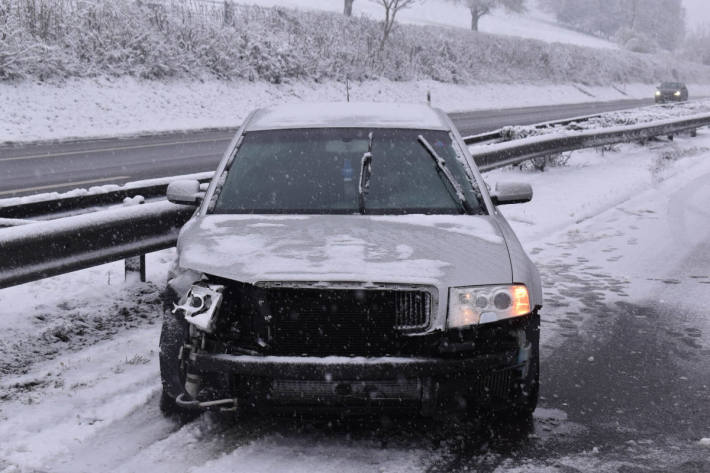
[211,128,484,215]
[660,82,683,89]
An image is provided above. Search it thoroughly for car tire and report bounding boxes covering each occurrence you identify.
[465,315,540,423]
[509,346,539,419]
[508,317,540,419]
[158,312,198,421]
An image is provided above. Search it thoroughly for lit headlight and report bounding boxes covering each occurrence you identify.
[172,282,224,333]
[674,90,681,96]
[448,284,530,328]
[655,91,661,96]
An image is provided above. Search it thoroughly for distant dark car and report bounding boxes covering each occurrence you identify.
[655,82,688,103]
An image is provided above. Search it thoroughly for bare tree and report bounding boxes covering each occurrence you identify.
[369,0,417,49]
[344,0,355,16]
[449,0,525,32]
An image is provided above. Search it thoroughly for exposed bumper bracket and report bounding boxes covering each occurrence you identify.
[175,393,239,411]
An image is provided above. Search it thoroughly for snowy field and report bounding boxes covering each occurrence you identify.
[4,78,710,144]
[1,127,709,471]
[223,0,618,49]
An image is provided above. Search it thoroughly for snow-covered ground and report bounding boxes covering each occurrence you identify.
[224,0,618,49]
[4,77,710,144]
[1,126,709,471]
[485,132,710,351]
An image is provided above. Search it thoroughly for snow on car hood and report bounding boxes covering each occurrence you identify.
[177,214,512,288]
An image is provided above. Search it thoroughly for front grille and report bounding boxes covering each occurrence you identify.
[484,369,513,399]
[394,291,430,330]
[216,283,434,356]
[470,369,513,400]
[265,288,431,356]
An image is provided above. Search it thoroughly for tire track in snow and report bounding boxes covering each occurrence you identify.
[0,326,162,472]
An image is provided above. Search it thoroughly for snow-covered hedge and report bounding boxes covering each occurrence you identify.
[2,0,710,84]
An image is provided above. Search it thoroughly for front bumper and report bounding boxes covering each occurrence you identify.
[182,341,528,413]
[656,94,683,103]
[173,312,539,413]
[190,350,519,380]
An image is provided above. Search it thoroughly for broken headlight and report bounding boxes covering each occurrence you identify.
[172,282,225,333]
[448,284,530,328]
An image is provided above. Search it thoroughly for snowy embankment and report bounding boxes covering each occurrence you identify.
[220,0,619,50]
[5,78,710,144]
[4,0,710,144]
[4,0,704,84]
[2,128,710,471]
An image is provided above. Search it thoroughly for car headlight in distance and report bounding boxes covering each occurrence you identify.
[674,90,681,96]
[448,284,530,328]
[655,90,661,96]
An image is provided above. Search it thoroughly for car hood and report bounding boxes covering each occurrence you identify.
[177,214,512,288]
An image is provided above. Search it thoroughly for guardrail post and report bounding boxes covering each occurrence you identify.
[125,254,146,283]
[124,196,147,283]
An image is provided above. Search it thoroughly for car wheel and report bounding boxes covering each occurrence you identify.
[465,315,540,422]
[509,347,539,418]
[158,312,198,421]
[503,314,540,420]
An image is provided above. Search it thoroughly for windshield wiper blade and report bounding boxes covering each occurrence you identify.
[358,132,374,213]
[417,135,473,214]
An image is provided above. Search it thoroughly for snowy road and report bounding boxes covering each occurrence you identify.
[0,99,652,198]
[1,131,709,472]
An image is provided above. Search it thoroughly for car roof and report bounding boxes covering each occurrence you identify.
[244,102,451,131]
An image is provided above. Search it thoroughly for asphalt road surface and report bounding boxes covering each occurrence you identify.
[0,98,652,198]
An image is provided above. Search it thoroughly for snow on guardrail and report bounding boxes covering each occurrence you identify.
[471,112,710,171]
[464,99,710,147]
[0,171,214,220]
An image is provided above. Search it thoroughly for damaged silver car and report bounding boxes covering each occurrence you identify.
[160,102,543,419]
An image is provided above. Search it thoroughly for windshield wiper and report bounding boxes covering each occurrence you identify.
[417,135,474,214]
[358,131,374,213]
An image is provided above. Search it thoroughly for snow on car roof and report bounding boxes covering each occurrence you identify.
[245,102,450,131]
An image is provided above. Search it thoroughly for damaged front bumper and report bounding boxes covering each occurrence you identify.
[175,329,532,414]
[165,277,539,414]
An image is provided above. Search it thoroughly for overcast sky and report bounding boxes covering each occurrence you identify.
[683,0,710,29]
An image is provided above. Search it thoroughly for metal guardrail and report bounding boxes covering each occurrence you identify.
[0,218,35,228]
[0,172,214,220]
[462,111,604,145]
[1,112,708,290]
[0,201,194,288]
[473,112,709,171]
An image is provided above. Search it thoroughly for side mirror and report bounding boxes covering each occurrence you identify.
[491,182,533,206]
[167,179,203,206]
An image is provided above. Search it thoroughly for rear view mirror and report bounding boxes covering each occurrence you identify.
[491,182,533,205]
[167,179,203,206]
